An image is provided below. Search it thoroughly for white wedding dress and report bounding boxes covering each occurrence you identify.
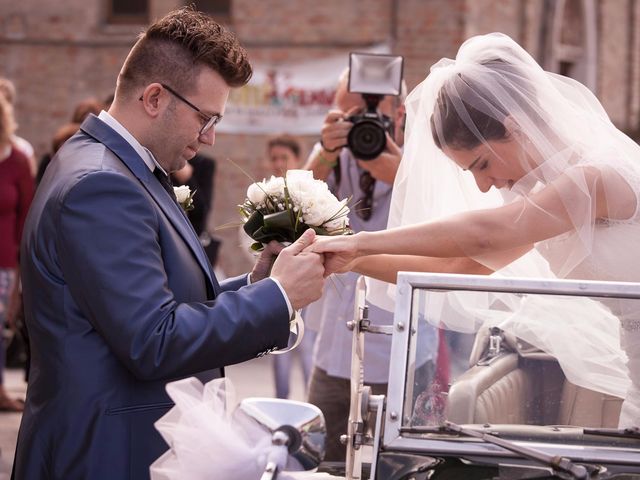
[536,206,640,428]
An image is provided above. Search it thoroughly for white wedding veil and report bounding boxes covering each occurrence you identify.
[368,32,640,399]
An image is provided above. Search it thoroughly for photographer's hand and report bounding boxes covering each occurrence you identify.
[357,132,402,184]
[321,110,352,152]
[304,106,358,180]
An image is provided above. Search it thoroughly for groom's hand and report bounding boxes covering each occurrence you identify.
[271,229,325,311]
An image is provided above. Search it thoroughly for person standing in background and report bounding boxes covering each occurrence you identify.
[303,69,438,460]
[265,134,318,399]
[37,97,104,184]
[0,77,36,177]
[0,93,33,411]
[171,152,220,266]
[71,97,105,124]
[266,134,302,176]
[36,123,81,184]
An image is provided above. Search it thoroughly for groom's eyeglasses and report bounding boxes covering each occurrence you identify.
[355,171,376,221]
[141,84,223,136]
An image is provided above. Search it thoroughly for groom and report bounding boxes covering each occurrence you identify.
[14,8,325,480]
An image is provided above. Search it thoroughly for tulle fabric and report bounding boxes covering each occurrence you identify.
[151,377,339,480]
[401,32,640,275]
[368,33,640,409]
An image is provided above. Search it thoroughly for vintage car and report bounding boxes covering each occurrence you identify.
[249,273,640,480]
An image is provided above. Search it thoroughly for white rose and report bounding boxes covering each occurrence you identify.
[287,175,329,214]
[303,196,344,227]
[263,176,286,198]
[286,169,313,183]
[173,185,192,204]
[247,182,266,205]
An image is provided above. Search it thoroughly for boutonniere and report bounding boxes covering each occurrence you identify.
[174,185,196,212]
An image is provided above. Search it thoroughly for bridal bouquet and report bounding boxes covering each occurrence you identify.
[240,169,352,250]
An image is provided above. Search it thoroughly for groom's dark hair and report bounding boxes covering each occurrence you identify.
[117,6,252,99]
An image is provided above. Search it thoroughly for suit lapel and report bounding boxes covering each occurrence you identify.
[80,115,220,296]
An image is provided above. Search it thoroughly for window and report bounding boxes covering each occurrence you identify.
[107,0,149,24]
[541,0,597,91]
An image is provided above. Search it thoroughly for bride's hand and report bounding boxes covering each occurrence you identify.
[249,240,285,282]
[306,234,361,276]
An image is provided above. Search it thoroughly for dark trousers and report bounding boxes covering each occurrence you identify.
[307,360,436,461]
[307,367,386,462]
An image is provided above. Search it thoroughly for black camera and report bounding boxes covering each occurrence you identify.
[347,95,394,160]
[346,53,404,161]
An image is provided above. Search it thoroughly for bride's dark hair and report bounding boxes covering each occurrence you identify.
[431,58,542,150]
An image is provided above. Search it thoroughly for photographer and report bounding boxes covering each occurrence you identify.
[304,67,436,460]
[307,70,404,186]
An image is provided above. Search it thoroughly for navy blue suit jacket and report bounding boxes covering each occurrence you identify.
[13,115,290,479]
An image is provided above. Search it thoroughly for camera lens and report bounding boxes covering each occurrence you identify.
[347,119,387,160]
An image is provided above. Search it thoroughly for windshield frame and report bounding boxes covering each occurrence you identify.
[383,272,640,465]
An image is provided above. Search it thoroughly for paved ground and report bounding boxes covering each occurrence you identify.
[0,355,309,478]
[0,369,27,480]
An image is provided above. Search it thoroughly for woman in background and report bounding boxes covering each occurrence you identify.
[0,93,33,411]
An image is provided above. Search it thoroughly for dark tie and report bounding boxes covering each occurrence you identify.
[153,168,177,202]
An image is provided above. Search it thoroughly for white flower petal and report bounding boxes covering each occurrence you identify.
[173,185,191,203]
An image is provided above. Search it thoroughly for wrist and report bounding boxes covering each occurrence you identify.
[249,265,267,283]
[319,138,342,153]
[356,231,374,256]
[317,150,338,168]
[351,255,365,273]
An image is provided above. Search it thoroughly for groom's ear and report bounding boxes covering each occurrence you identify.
[139,83,164,118]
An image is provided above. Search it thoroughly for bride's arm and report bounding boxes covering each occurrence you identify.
[350,242,535,282]
[313,167,624,273]
[356,166,632,258]
[351,254,492,283]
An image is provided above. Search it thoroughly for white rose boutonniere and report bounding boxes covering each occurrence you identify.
[174,185,196,212]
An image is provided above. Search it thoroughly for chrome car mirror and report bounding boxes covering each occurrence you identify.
[239,398,325,479]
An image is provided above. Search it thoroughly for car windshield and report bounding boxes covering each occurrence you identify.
[390,275,640,438]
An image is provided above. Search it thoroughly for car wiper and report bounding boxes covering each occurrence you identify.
[441,421,596,480]
[583,426,640,440]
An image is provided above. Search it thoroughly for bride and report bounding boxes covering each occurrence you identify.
[310,32,640,428]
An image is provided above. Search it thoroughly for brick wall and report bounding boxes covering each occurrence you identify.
[629,0,640,135]
[598,0,632,128]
